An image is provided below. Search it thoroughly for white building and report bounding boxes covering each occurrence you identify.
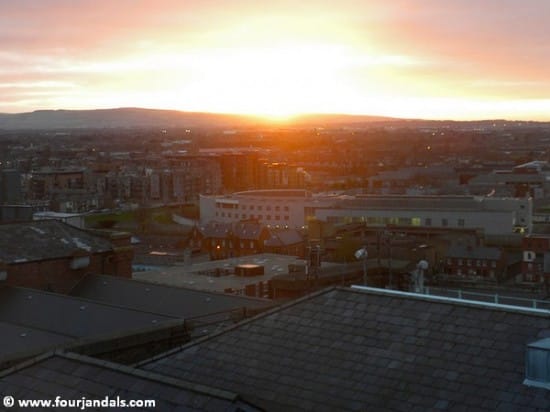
[313,195,532,237]
[201,192,532,238]
[200,189,326,229]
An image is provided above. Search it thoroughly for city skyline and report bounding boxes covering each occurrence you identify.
[2,1,550,121]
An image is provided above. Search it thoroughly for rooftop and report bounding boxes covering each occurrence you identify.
[0,220,113,263]
[140,286,550,411]
[133,253,345,293]
[70,274,272,320]
[0,285,177,364]
[0,352,260,411]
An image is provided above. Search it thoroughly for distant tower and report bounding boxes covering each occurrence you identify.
[0,169,22,204]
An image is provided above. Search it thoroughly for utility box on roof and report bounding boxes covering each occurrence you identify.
[235,264,264,277]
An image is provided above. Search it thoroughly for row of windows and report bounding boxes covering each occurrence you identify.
[211,239,256,248]
[241,205,289,212]
[340,216,466,227]
[216,203,290,212]
[215,212,290,221]
[454,269,496,277]
[447,258,496,268]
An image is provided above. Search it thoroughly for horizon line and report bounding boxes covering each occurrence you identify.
[1,106,547,124]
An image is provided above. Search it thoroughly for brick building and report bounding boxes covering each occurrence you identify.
[521,234,550,283]
[0,220,133,293]
[444,244,505,280]
[190,221,270,260]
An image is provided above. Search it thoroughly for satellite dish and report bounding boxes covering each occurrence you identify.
[417,260,429,270]
[355,248,367,260]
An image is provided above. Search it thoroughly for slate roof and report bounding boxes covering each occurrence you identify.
[0,220,113,263]
[141,286,550,411]
[0,286,177,364]
[264,229,304,247]
[0,352,260,411]
[70,274,272,319]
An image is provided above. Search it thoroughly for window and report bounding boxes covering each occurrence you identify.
[458,218,465,227]
[284,216,289,221]
[267,215,271,220]
[467,260,471,266]
[491,261,496,268]
[275,216,280,221]
[425,218,432,226]
[275,206,280,211]
[284,206,289,212]
[258,205,263,211]
[442,218,448,227]
[458,259,463,266]
[250,205,255,210]
[266,206,272,211]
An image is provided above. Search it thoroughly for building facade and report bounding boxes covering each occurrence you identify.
[313,195,532,237]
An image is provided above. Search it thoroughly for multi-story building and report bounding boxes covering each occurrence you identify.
[0,220,133,293]
[313,195,532,238]
[443,245,505,280]
[190,221,271,260]
[0,169,22,204]
[200,189,321,229]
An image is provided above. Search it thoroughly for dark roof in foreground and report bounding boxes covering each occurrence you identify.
[0,352,260,412]
[0,220,113,263]
[70,274,272,319]
[0,286,177,363]
[141,286,550,411]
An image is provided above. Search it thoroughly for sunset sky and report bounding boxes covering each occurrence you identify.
[1,0,550,120]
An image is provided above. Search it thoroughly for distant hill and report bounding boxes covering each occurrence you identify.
[0,107,544,130]
[0,108,395,130]
[0,108,257,130]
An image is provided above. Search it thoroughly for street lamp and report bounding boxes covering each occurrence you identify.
[355,246,368,286]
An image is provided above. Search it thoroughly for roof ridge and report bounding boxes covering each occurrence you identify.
[87,273,273,303]
[58,351,243,402]
[5,285,180,319]
[350,285,550,317]
[0,350,56,378]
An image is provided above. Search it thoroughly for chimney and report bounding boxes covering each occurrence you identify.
[524,338,550,390]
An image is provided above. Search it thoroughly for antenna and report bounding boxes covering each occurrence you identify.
[355,246,368,285]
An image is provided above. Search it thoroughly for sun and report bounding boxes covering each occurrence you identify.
[160,44,358,119]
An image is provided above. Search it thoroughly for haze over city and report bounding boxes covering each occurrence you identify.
[2,0,550,120]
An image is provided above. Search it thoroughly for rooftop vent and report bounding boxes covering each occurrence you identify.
[524,338,550,390]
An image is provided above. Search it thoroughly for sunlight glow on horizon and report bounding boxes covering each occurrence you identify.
[1,1,550,121]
